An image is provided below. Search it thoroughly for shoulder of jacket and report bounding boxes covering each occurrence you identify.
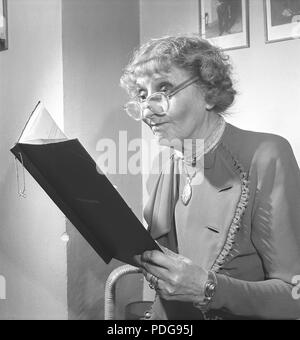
[225,124,292,159]
[253,134,292,161]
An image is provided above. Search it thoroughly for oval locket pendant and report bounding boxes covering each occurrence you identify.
[181,180,192,205]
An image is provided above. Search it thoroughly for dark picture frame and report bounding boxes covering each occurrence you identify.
[0,0,8,51]
[264,0,300,43]
[199,0,250,51]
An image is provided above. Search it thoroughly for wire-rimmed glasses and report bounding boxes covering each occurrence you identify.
[123,76,199,121]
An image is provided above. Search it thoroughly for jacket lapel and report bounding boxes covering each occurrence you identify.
[189,155,241,270]
[144,155,179,240]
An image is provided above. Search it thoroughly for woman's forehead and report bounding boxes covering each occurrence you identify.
[135,73,168,87]
[135,67,190,87]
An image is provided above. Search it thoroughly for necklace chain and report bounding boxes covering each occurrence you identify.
[183,116,226,166]
[180,116,226,205]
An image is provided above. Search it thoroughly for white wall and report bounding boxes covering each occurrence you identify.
[226,0,300,162]
[0,0,67,319]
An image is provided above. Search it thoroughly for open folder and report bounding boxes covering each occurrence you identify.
[10,102,161,266]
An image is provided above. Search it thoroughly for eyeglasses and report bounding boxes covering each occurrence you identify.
[123,76,199,121]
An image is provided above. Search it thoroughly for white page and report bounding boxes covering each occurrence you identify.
[18,102,67,144]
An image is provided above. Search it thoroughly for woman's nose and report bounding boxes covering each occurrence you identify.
[142,102,155,119]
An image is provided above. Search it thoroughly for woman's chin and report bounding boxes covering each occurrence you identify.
[157,138,171,147]
[153,132,169,146]
[154,134,181,149]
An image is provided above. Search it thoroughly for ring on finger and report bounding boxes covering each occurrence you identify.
[148,274,159,290]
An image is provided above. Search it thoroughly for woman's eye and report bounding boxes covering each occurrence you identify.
[137,91,147,101]
[160,83,172,93]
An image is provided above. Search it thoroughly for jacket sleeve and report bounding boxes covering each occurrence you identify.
[210,136,300,319]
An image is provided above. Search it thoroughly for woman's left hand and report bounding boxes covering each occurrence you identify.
[134,246,209,303]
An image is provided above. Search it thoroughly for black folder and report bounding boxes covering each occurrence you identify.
[10,103,160,266]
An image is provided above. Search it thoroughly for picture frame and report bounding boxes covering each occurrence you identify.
[264,0,300,43]
[0,0,8,52]
[199,0,250,51]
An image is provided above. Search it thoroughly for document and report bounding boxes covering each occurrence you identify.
[11,102,161,266]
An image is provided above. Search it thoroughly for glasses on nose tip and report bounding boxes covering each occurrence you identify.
[123,76,199,121]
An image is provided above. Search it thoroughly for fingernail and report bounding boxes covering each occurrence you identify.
[133,255,142,265]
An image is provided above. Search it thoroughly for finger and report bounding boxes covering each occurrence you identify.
[159,245,175,256]
[141,250,174,269]
[140,261,169,281]
[133,255,142,267]
[141,268,153,282]
[141,270,163,291]
[157,246,191,264]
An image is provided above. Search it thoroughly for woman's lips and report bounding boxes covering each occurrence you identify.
[151,123,166,133]
[150,122,166,128]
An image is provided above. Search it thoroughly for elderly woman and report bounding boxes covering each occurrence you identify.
[120,35,300,320]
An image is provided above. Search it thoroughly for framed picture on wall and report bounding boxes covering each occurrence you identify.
[264,0,300,43]
[199,0,250,51]
[0,0,8,51]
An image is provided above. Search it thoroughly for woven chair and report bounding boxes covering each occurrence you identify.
[104,264,153,320]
